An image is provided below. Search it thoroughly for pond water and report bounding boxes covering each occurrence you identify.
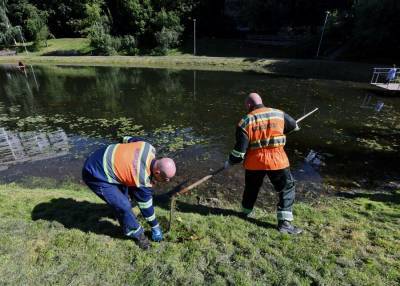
[0,65,399,204]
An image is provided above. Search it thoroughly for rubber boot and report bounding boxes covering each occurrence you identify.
[278,220,303,235]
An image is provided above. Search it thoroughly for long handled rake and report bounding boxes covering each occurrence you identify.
[166,107,319,232]
[166,166,225,232]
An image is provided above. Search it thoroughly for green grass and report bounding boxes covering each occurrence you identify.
[0,182,399,285]
[0,38,376,82]
[22,38,93,56]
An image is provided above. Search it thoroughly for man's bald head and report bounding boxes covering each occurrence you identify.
[153,158,176,182]
[245,93,263,111]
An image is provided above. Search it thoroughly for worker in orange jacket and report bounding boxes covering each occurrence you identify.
[82,137,176,249]
[225,93,302,234]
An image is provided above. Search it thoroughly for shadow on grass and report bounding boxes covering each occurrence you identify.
[178,38,303,59]
[336,191,400,205]
[242,57,373,82]
[153,194,276,230]
[31,198,124,238]
[41,50,91,56]
[31,195,276,239]
[176,201,276,230]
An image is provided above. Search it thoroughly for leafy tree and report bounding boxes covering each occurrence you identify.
[29,0,92,37]
[0,0,19,48]
[85,1,138,55]
[106,0,153,37]
[25,4,49,49]
[8,1,49,50]
[5,0,199,53]
[154,27,181,54]
[191,0,235,37]
[106,0,200,51]
[352,0,400,57]
[151,9,183,54]
[88,21,118,55]
[79,0,104,36]
[120,35,138,55]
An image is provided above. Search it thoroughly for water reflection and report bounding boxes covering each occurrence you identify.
[305,150,325,166]
[293,150,325,182]
[360,94,385,112]
[193,70,197,100]
[0,64,399,188]
[0,127,69,169]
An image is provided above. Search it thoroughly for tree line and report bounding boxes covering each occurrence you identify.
[1,0,399,58]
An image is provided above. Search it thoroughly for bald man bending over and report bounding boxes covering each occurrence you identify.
[226,93,302,234]
[82,136,176,249]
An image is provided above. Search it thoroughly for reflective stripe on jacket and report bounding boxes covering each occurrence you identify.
[102,141,155,187]
[240,107,289,170]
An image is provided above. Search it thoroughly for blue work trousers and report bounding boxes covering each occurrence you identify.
[82,169,141,236]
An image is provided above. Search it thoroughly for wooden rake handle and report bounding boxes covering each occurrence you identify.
[173,166,225,197]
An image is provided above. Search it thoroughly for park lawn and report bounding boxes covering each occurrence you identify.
[0,37,375,82]
[0,182,399,285]
[27,38,93,56]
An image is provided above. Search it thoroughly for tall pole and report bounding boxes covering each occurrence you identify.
[316,11,330,58]
[193,19,196,56]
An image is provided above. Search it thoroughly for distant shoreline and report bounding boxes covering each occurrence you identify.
[0,55,376,82]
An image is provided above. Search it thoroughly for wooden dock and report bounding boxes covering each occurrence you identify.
[371,83,400,91]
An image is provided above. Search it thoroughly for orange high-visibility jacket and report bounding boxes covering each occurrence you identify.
[230,106,296,170]
[101,141,155,187]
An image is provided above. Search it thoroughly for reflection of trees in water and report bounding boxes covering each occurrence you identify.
[0,66,219,120]
[0,66,259,144]
[25,66,190,120]
[39,66,191,125]
[89,68,190,121]
[1,65,198,132]
[40,71,70,104]
[126,69,190,124]
[94,67,124,113]
[0,68,37,116]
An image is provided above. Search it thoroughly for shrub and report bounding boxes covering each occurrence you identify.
[80,0,104,36]
[120,35,138,55]
[32,24,49,50]
[88,22,118,55]
[154,27,182,55]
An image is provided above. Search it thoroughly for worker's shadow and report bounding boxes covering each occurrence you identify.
[31,198,124,239]
[336,191,400,205]
[31,197,276,238]
[154,195,276,230]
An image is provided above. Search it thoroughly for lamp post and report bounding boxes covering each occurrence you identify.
[193,19,196,56]
[316,11,330,57]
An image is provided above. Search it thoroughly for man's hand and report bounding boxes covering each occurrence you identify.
[151,225,163,242]
[285,123,300,135]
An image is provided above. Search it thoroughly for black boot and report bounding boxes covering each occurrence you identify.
[278,220,303,235]
[135,232,151,250]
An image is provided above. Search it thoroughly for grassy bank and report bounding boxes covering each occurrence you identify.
[0,182,399,285]
[0,38,376,82]
[26,38,93,56]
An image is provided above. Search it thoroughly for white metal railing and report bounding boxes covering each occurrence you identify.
[371,67,398,84]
